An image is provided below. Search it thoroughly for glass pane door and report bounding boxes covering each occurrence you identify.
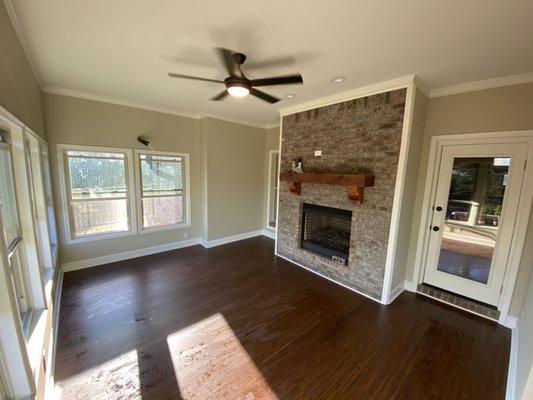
[423,142,526,306]
[437,157,509,284]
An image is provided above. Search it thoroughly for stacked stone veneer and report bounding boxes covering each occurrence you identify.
[277,89,406,300]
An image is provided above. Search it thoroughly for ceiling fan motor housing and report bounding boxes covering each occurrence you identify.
[225,77,251,91]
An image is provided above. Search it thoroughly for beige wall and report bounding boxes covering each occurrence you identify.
[391,89,428,290]
[0,2,45,138]
[202,118,266,240]
[43,92,203,264]
[405,83,533,317]
[262,127,280,230]
[43,93,272,262]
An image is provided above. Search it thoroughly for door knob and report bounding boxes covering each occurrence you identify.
[432,226,440,231]
[436,206,443,212]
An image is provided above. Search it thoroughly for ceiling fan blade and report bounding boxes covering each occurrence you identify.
[250,88,280,104]
[168,72,223,83]
[215,47,243,78]
[251,74,303,87]
[210,90,229,101]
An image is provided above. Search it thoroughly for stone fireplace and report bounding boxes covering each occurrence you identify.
[276,88,407,300]
[300,203,352,264]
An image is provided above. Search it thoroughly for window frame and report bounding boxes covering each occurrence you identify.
[57,144,137,244]
[38,143,58,269]
[0,133,38,340]
[0,139,22,247]
[134,149,191,233]
[0,139,32,321]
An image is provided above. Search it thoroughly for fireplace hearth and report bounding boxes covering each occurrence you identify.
[300,203,352,264]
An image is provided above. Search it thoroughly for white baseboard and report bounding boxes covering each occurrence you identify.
[61,238,202,271]
[387,282,405,304]
[506,324,518,400]
[200,230,264,248]
[60,230,274,271]
[262,228,276,239]
[403,280,418,292]
[275,252,384,304]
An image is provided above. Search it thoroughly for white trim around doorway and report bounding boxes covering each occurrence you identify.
[265,149,279,233]
[411,130,533,325]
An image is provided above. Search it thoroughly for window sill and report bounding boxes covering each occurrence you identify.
[140,221,191,234]
[66,229,137,245]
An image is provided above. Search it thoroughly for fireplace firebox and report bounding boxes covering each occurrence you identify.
[300,203,352,264]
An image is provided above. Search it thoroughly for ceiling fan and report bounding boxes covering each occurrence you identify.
[168,48,303,104]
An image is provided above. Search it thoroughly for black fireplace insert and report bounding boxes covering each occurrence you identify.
[300,203,352,263]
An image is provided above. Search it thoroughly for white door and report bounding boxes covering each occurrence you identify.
[423,143,527,306]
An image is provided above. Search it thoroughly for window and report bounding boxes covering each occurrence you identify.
[39,144,58,262]
[0,140,20,245]
[137,152,188,230]
[60,146,134,241]
[24,137,46,272]
[0,139,31,329]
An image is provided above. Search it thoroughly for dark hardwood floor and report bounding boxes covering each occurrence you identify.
[55,236,511,399]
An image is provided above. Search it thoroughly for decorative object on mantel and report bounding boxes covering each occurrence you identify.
[279,172,375,203]
[291,158,303,173]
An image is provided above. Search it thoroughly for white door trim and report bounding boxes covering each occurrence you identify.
[412,130,533,324]
[265,149,279,232]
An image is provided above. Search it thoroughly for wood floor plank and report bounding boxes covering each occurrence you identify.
[55,237,510,399]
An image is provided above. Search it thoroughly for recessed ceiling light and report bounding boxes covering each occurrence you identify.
[286,93,296,99]
[332,76,346,83]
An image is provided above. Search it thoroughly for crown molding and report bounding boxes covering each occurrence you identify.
[198,111,278,130]
[413,75,431,97]
[43,86,279,130]
[429,72,533,98]
[0,104,24,128]
[42,85,201,120]
[3,0,42,88]
[264,122,280,129]
[278,74,418,117]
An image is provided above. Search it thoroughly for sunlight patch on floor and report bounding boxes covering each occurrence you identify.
[167,313,278,400]
[55,349,141,400]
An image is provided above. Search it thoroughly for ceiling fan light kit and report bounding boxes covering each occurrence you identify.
[168,48,303,104]
[225,79,250,97]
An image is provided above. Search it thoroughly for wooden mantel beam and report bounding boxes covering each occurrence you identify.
[279,172,375,203]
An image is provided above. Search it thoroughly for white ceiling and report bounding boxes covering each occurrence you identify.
[9,0,533,127]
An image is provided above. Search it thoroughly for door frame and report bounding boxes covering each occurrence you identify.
[265,149,279,233]
[412,131,533,325]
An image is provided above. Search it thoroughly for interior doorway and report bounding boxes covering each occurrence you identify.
[266,150,279,230]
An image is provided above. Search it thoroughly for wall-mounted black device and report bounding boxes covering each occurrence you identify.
[137,136,150,147]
